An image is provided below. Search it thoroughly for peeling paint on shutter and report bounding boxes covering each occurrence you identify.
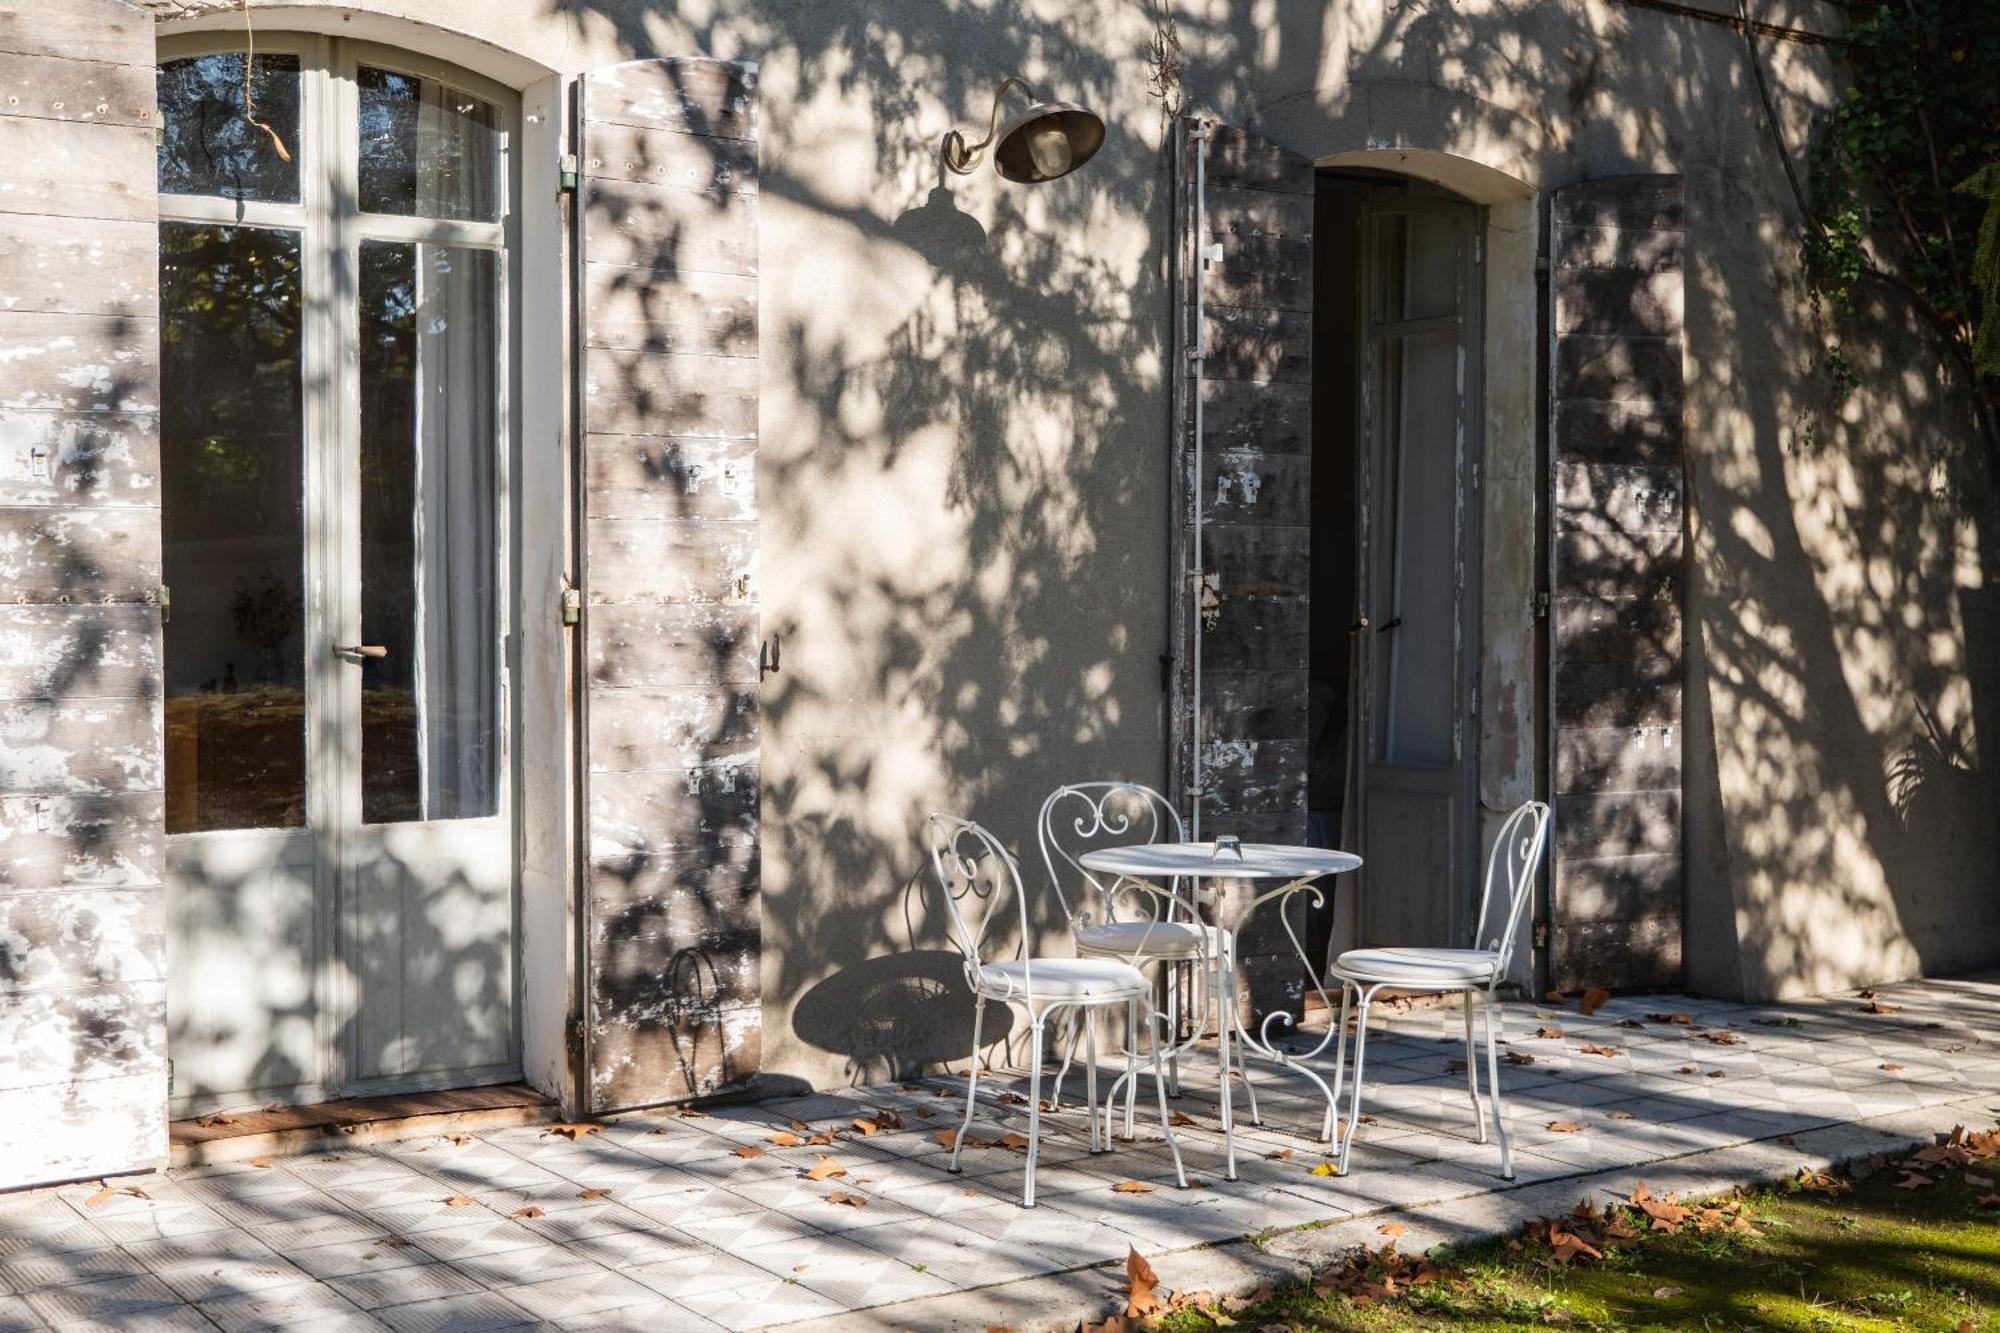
[575,58,761,1112]
[0,0,168,1190]
[1547,175,1686,991]
[1168,119,1313,1015]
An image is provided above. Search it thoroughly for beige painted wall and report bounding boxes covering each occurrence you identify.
[155,0,1998,1099]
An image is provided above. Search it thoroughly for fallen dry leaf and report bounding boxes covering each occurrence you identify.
[730,1145,765,1160]
[997,1132,1031,1152]
[1535,1025,1565,1040]
[1646,1012,1695,1026]
[850,1119,879,1136]
[1266,1148,1294,1161]
[825,1191,868,1208]
[1677,1064,1700,1075]
[1579,987,1611,1017]
[542,1123,603,1140]
[249,1157,273,1169]
[82,1186,116,1208]
[1376,1222,1405,1236]
[803,1156,847,1181]
[806,1132,836,1146]
[1169,1110,1198,1127]
[1505,1050,1536,1066]
[931,1128,959,1150]
[443,1134,472,1147]
[195,1113,238,1128]
[1544,990,1569,1005]
[1793,1167,1851,1196]
[1609,1110,1636,1121]
[1701,1030,1743,1046]
[1446,1058,1469,1074]
[511,1205,545,1219]
[1124,1247,1163,1318]
[1548,1121,1584,1134]
[444,1195,476,1207]
[1309,1162,1340,1177]
[379,1234,414,1248]
[576,1188,611,1200]
[1881,1063,1905,1072]
[1577,1043,1621,1058]
[766,1131,804,1147]
[1111,1180,1156,1194]
[1860,1000,1901,1015]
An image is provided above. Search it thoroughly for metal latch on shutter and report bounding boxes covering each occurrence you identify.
[559,153,579,194]
[560,577,581,625]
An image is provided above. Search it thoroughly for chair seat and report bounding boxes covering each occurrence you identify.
[1331,946,1498,985]
[975,957,1150,1001]
[1074,920,1224,960]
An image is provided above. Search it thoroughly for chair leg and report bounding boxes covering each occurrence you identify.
[1336,987,1375,1175]
[1048,1009,1082,1112]
[1463,989,1486,1144]
[1165,964,1182,1097]
[1142,998,1188,1189]
[1322,981,1352,1143]
[1024,1011,1046,1207]
[1232,975,1263,1129]
[1085,1007,1102,1153]
[1484,991,1513,1180]
[1214,951,1238,1181]
[952,997,986,1175]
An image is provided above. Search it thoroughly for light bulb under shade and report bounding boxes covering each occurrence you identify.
[992,101,1104,183]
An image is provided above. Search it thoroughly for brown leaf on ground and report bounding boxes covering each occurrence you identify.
[1548,1121,1584,1133]
[1609,1110,1636,1120]
[1505,1051,1536,1066]
[1112,1180,1156,1194]
[1169,1111,1199,1127]
[1377,1221,1406,1236]
[1616,1018,1643,1029]
[195,1113,238,1128]
[676,1107,708,1118]
[576,1188,610,1200]
[910,1105,933,1119]
[767,1131,804,1147]
[1267,1148,1293,1160]
[851,1119,879,1136]
[1446,1058,1469,1074]
[1881,1063,1904,1072]
[1310,1162,1340,1177]
[1535,1025,1565,1040]
[1860,1000,1901,1015]
[1645,1012,1695,1026]
[511,1206,545,1219]
[82,1186,116,1207]
[998,1132,1031,1151]
[1677,1065,1700,1075]
[1701,1030,1743,1045]
[444,1195,476,1207]
[1544,990,1569,1005]
[1793,1166,1852,1196]
[803,1156,847,1181]
[1630,1183,1688,1229]
[731,1145,764,1160]
[1708,1070,1728,1079]
[825,1191,868,1207]
[789,1119,811,1130]
[1858,988,1877,999]
[543,1123,603,1140]
[931,1128,958,1150]
[872,1109,906,1130]
[443,1134,472,1147]
[380,1234,415,1247]
[249,1157,273,1168]
[806,1132,836,1146]
[1124,1246,1164,1317]
[1579,987,1611,1017]
[1577,1043,1621,1057]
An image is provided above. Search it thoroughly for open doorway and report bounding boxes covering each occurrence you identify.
[1307,172,1484,955]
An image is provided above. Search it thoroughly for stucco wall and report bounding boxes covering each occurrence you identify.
[151,0,1998,1101]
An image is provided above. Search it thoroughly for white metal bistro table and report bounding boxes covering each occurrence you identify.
[1078,838,1361,1179]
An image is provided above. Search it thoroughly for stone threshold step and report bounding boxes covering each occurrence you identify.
[169,1082,557,1167]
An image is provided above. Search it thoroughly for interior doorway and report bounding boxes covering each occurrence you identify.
[1308,173,1484,954]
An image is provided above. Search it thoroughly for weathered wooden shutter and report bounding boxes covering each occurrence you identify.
[574,58,761,1111]
[1168,119,1313,1011]
[0,0,168,1188]
[1547,175,1685,991]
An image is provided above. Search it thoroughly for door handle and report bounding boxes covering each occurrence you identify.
[1375,617,1403,634]
[336,644,389,659]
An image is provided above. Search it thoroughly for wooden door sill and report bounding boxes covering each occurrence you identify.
[169,1083,557,1167]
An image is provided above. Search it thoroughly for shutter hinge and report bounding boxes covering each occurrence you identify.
[559,153,580,194]
[1474,232,1483,266]
[1533,919,1550,949]
[1535,591,1550,619]
[565,1015,585,1059]
[560,578,581,626]
[159,584,171,625]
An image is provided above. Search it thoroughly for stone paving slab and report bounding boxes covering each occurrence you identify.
[0,976,1994,1332]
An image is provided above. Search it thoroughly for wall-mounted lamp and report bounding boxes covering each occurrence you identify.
[942,76,1105,184]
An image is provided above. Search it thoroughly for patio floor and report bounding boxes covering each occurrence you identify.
[4,976,1998,1332]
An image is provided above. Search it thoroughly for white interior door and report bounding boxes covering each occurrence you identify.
[159,38,517,1113]
[1355,192,1481,950]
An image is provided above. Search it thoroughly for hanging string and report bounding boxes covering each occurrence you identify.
[240,0,292,163]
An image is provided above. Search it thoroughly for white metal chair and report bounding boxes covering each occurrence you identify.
[1326,800,1552,1179]
[1036,782,1256,1126]
[928,813,1187,1207]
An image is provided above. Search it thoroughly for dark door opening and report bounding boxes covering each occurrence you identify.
[1308,171,1484,959]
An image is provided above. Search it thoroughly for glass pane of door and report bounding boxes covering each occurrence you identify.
[160,222,308,833]
[157,53,302,204]
[358,239,500,824]
[357,66,501,222]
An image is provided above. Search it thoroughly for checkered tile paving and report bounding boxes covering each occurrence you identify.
[2,977,1995,1330]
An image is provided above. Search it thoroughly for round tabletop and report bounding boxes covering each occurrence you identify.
[1078,841,1362,880]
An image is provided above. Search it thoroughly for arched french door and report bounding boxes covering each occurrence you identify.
[156,35,518,1112]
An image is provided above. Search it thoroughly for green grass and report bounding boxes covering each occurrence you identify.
[1154,1151,1999,1332]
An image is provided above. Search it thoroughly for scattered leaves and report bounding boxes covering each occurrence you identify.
[1701,1030,1744,1046]
[1169,1110,1199,1127]
[1535,1025,1565,1040]
[543,1123,603,1140]
[850,1118,879,1136]
[1892,1171,1935,1189]
[511,1205,545,1219]
[82,1185,116,1207]
[998,1132,1031,1152]
[1629,1181,1688,1229]
[1376,1221,1405,1236]
[1309,1162,1340,1177]
[1577,1043,1621,1057]
[803,1156,847,1181]
[249,1157,273,1169]
[1266,1148,1294,1161]
[1645,1012,1695,1026]
[443,1134,472,1147]
[1446,1058,1469,1074]
[1547,1121,1584,1133]
[1654,1285,1685,1298]
[1792,1166,1852,1196]
[577,1188,611,1200]
[444,1195,476,1207]
[1112,1180,1156,1194]
[730,1145,765,1160]
[1882,1062,1905,1072]
[825,1191,868,1208]
[1124,1248,1163,1318]
[1609,1110,1636,1120]
[1579,987,1611,1017]
[194,1113,238,1128]
[379,1234,414,1248]
[1860,1000,1901,1015]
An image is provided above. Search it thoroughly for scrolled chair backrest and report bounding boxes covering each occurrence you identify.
[1036,782,1186,934]
[926,813,1032,998]
[1469,799,1553,979]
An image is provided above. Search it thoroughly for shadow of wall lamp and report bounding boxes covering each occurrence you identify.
[942,76,1104,183]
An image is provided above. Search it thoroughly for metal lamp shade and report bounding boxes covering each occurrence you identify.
[992,101,1104,183]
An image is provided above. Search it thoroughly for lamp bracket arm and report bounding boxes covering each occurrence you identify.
[943,75,1040,175]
